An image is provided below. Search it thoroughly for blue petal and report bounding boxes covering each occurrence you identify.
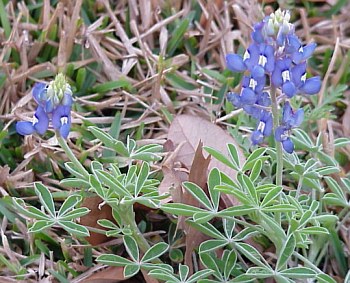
[262,113,273,137]
[16,121,35,136]
[285,34,301,54]
[244,44,259,70]
[257,92,271,107]
[241,88,256,105]
[291,63,306,87]
[32,83,47,105]
[290,109,304,128]
[282,81,297,98]
[271,66,283,87]
[33,106,49,135]
[300,76,321,95]
[227,92,242,108]
[226,54,246,72]
[62,93,73,107]
[274,126,286,142]
[52,106,65,130]
[60,116,71,139]
[301,43,316,60]
[252,65,265,78]
[45,99,54,113]
[251,130,264,145]
[282,102,292,124]
[243,106,261,119]
[252,22,265,43]
[282,138,294,153]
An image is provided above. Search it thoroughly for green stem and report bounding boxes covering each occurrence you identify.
[57,136,89,179]
[119,203,150,253]
[270,86,283,187]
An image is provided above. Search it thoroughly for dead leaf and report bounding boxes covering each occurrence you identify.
[80,196,114,245]
[78,266,125,283]
[184,141,211,274]
[167,114,245,207]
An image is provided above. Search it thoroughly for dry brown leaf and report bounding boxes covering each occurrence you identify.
[82,266,125,283]
[184,141,211,274]
[80,196,114,245]
[167,114,245,207]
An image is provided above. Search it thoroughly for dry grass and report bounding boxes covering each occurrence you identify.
[1,0,350,282]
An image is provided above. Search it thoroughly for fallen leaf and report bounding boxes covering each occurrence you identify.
[184,141,211,274]
[167,114,245,207]
[80,196,114,245]
[80,266,125,283]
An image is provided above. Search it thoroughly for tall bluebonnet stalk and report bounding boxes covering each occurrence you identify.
[16,73,73,139]
[226,9,321,154]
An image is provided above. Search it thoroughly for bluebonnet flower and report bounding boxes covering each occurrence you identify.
[16,73,73,139]
[226,9,321,153]
[275,102,304,153]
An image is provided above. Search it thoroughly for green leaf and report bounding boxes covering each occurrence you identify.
[59,221,90,237]
[59,208,90,221]
[246,266,274,278]
[141,242,169,263]
[89,126,117,149]
[124,236,139,262]
[233,227,259,241]
[179,264,189,281]
[34,183,55,218]
[227,143,241,169]
[57,195,81,217]
[224,250,237,279]
[60,178,90,188]
[95,170,130,196]
[235,243,270,268]
[97,254,133,266]
[186,221,225,240]
[204,146,239,171]
[64,162,86,179]
[124,264,140,278]
[316,273,337,283]
[218,205,256,217]
[148,270,177,281]
[193,211,215,223]
[276,234,296,271]
[261,204,297,213]
[324,177,346,200]
[279,267,316,279]
[208,168,221,211]
[215,185,252,205]
[167,14,192,56]
[161,203,205,217]
[200,253,221,276]
[299,227,329,235]
[249,159,262,183]
[260,186,282,208]
[334,137,350,148]
[242,148,266,171]
[135,162,149,196]
[199,239,227,253]
[13,198,50,220]
[183,182,213,210]
[239,174,258,205]
[187,269,214,283]
[29,220,54,233]
[91,79,132,93]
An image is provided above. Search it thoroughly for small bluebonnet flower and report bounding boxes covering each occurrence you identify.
[275,102,304,153]
[226,9,321,153]
[16,73,73,139]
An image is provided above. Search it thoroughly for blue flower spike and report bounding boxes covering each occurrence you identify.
[16,73,73,139]
[226,9,321,153]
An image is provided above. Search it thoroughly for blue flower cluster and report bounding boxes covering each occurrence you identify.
[226,10,321,153]
[16,74,73,139]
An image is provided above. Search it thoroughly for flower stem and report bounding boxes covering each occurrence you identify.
[270,86,283,187]
[57,136,89,179]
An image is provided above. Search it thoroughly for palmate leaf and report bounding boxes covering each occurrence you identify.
[183,182,213,211]
[59,220,90,237]
[276,234,296,271]
[97,254,133,266]
[29,220,54,233]
[13,198,50,221]
[141,242,169,263]
[124,264,140,278]
[34,183,55,218]
[57,195,82,217]
[124,236,139,262]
